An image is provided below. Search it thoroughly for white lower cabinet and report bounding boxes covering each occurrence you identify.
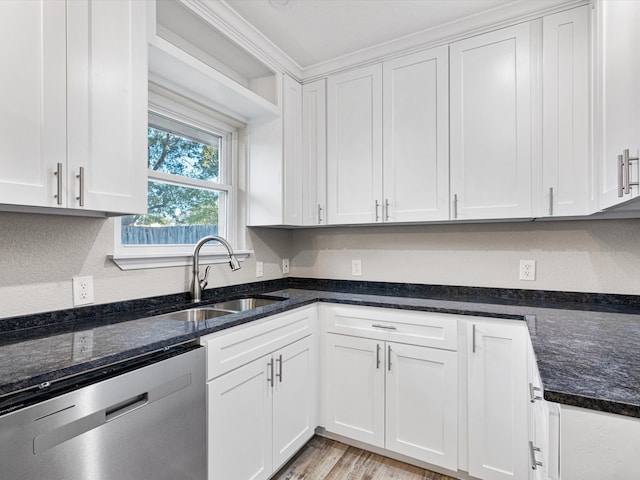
[322,305,458,471]
[203,306,317,480]
[466,319,529,480]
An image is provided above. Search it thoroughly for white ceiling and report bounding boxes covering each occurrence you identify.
[223,0,521,68]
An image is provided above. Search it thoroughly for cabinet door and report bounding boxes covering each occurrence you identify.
[327,64,383,224]
[0,1,66,208]
[542,6,592,217]
[283,74,303,225]
[385,342,458,470]
[302,79,327,225]
[467,321,529,480]
[323,334,385,447]
[67,0,147,214]
[596,0,640,209]
[208,356,273,480]
[450,23,532,220]
[383,46,449,222]
[272,336,315,469]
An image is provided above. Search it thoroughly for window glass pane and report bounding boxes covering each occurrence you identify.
[148,125,221,182]
[121,181,223,245]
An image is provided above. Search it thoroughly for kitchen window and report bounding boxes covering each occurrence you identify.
[111,91,244,270]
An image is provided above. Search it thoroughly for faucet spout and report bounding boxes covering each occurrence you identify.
[191,235,241,302]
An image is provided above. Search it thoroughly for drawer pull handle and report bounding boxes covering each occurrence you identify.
[372,323,397,330]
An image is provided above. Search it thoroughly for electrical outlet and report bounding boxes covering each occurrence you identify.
[72,330,94,360]
[519,260,536,281]
[72,276,94,306]
[282,258,290,274]
[256,261,264,278]
[352,259,362,276]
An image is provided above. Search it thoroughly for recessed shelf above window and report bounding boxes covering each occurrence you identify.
[149,0,280,122]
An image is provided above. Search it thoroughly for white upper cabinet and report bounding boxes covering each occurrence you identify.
[326,47,448,225]
[383,47,450,222]
[0,0,147,215]
[0,1,67,209]
[450,22,533,220]
[327,64,383,224]
[302,79,327,225]
[542,6,593,217]
[248,74,303,226]
[67,0,148,214]
[595,0,640,209]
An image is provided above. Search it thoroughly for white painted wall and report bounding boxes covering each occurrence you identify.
[290,219,640,295]
[560,405,640,480]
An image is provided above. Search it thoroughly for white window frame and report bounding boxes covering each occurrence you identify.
[110,91,248,270]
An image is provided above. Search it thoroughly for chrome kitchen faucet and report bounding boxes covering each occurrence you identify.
[190,236,241,302]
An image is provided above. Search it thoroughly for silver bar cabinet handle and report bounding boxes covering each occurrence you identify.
[624,149,631,194]
[548,187,553,216]
[372,323,397,330]
[384,198,390,221]
[317,204,322,224]
[376,344,381,369]
[529,441,543,470]
[387,345,392,371]
[76,166,85,206]
[529,383,543,403]
[472,324,476,353]
[453,193,458,219]
[54,163,63,205]
[618,153,625,197]
[276,354,283,383]
[375,200,380,221]
[267,359,274,387]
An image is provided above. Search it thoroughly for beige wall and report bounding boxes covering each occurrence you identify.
[0,212,290,319]
[3,215,640,319]
[290,219,640,295]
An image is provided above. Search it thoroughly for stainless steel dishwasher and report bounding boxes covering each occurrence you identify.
[0,343,206,480]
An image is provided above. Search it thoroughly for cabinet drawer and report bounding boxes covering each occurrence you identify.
[202,306,316,380]
[322,304,457,351]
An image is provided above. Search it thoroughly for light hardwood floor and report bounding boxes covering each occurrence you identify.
[273,436,458,480]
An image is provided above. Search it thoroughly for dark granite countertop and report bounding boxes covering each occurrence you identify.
[1,278,639,418]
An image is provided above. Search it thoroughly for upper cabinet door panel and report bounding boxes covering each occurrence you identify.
[542,6,591,217]
[597,0,640,209]
[67,0,148,214]
[0,1,66,208]
[327,64,383,224]
[302,79,327,226]
[450,22,532,220]
[383,46,450,222]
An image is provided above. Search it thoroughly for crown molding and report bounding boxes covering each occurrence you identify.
[184,0,304,81]
[177,0,588,83]
[300,0,590,81]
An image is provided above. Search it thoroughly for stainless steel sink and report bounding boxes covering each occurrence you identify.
[149,296,285,323]
[210,296,284,312]
[157,307,235,322]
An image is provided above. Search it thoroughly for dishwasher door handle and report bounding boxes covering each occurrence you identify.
[33,372,192,454]
[105,393,148,422]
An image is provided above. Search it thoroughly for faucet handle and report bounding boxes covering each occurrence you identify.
[200,265,211,290]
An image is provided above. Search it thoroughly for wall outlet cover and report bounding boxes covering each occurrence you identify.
[519,260,536,281]
[282,258,290,274]
[72,276,94,306]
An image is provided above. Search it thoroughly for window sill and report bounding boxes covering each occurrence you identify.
[109,250,251,271]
